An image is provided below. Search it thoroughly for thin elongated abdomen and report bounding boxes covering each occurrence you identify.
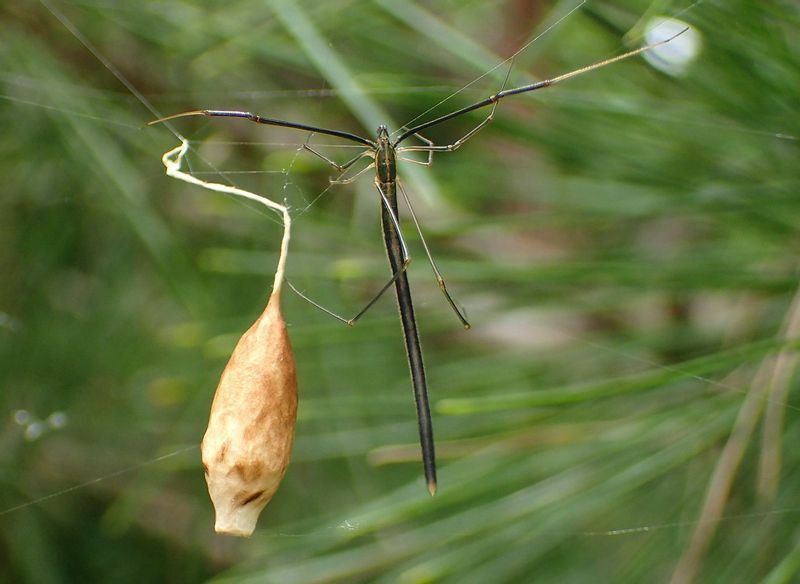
[379,178,437,493]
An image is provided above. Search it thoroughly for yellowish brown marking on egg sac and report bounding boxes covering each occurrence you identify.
[200,290,297,537]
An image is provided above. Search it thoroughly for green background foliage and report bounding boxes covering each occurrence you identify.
[1,0,799,582]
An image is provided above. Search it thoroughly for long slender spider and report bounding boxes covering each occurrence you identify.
[150,28,687,495]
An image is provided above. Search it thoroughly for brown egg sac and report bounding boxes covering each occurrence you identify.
[200,290,298,537]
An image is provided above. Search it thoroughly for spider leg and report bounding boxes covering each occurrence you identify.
[329,161,376,185]
[396,179,470,329]
[397,99,499,156]
[286,180,411,326]
[303,143,374,173]
[397,133,435,166]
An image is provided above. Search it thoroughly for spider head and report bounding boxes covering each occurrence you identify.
[376,124,389,141]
